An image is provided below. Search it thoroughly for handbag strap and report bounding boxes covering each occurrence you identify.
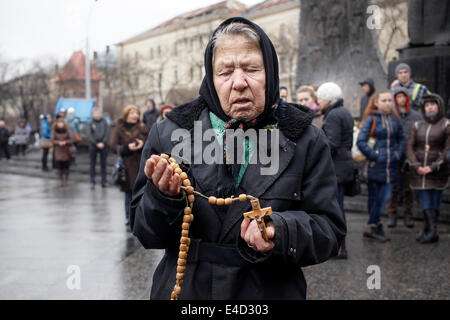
[369,116,376,138]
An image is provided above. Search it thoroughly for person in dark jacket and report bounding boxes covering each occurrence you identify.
[110,105,149,226]
[87,108,110,188]
[317,82,354,259]
[0,120,11,160]
[142,98,159,131]
[386,88,423,228]
[407,93,450,244]
[357,90,405,242]
[359,78,376,121]
[130,17,346,300]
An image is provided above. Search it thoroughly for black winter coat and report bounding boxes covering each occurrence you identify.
[0,127,10,144]
[130,98,346,300]
[322,99,355,184]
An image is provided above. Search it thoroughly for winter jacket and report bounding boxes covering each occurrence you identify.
[143,108,159,131]
[357,112,405,184]
[51,127,73,162]
[40,119,51,140]
[14,124,30,145]
[0,127,10,144]
[406,94,450,190]
[110,119,149,192]
[87,118,110,146]
[393,87,423,144]
[322,99,355,184]
[359,78,375,121]
[130,98,346,300]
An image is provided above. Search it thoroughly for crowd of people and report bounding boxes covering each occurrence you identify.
[278,62,449,250]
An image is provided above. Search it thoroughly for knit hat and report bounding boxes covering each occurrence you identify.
[317,82,342,103]
[395,63,411,75]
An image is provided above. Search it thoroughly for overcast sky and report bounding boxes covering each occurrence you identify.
[0,0,262,65]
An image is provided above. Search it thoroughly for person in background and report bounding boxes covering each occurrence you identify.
[391,63,430,111]
[143,98,159,131]
[40,114,52,171]
[0,120,11,160]
[386,88,422,228]
[157,104,175,122]
[51,118,73,187]
[87,108,110,189]
[56,108,66,120]
[407,93,450,244]
[296,85,323,128]
[317,82,354,259]
[359,78,376,121]
[279,85,288,101]
[357,90,405,243]
[14,119,31,156]
[110,105,149,227]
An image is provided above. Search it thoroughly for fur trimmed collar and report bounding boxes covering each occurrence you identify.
[166,97,314,142]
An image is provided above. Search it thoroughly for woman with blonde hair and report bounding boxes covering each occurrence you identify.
[296,85,323,127]
[357,90,405,242]
[110,104,149,227]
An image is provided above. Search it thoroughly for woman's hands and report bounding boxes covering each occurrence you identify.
[144,154,181,196]
[240,219,275,252]
[128,139,144,151]
[417,166,432,175]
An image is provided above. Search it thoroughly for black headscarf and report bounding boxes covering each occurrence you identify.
[198,17,282,197]
[199,16,280,125]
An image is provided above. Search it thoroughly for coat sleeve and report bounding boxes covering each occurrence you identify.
[430,122,450,172]
[396,118,405,159]
[254,129,346,267]
[130,122,186,249]
[357,116,378,161]
[406,124,421,170]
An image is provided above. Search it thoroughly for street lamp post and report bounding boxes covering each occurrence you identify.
[85,0,98,100]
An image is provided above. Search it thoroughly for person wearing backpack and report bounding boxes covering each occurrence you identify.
[357,90,405,242]
[406,94,450,244]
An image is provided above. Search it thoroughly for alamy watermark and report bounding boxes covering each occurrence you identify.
[366,5,382,30]
[366,265,381,290]
[170,121,280,176]
[66,265,81,290]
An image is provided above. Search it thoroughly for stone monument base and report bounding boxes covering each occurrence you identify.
[388,45,450,116]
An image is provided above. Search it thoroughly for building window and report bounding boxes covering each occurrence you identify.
[135,51,139,64]
[199,35,203,49]
[150,48,154,59]
[190,67,194,82]
[174,42,178,56]
[158,46,161,57]
[174,67,178,84]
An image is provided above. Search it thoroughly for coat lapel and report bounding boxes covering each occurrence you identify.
[219,131,296,242]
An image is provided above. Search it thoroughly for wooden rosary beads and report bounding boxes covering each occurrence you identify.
[158,154,272,300]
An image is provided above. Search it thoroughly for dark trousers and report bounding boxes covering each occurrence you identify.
[337,183,346,224]
[387,169,414,217]
[89,145,109,185]
[367,181,393,225]
[16,144,27,156]
[0,142,10,159]
[41,147,49,169]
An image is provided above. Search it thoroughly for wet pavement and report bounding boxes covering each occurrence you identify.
[0,173,448,300]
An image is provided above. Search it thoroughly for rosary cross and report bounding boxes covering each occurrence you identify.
[243,199,273,241]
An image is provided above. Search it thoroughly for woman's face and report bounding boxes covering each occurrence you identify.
[297,91,315,108]
[213,35,266,122]
[317,97,330,111]
[56,121,65,129]
[126,109,140,124]
[424,101,439,115]
[376,92,393,113]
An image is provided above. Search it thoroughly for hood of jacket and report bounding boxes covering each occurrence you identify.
[393,87,411,113]
[360,78,375,96]
[419,93,445,123]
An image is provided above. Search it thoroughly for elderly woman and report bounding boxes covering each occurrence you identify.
[130,17,345,300]
[317,82,354,259]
